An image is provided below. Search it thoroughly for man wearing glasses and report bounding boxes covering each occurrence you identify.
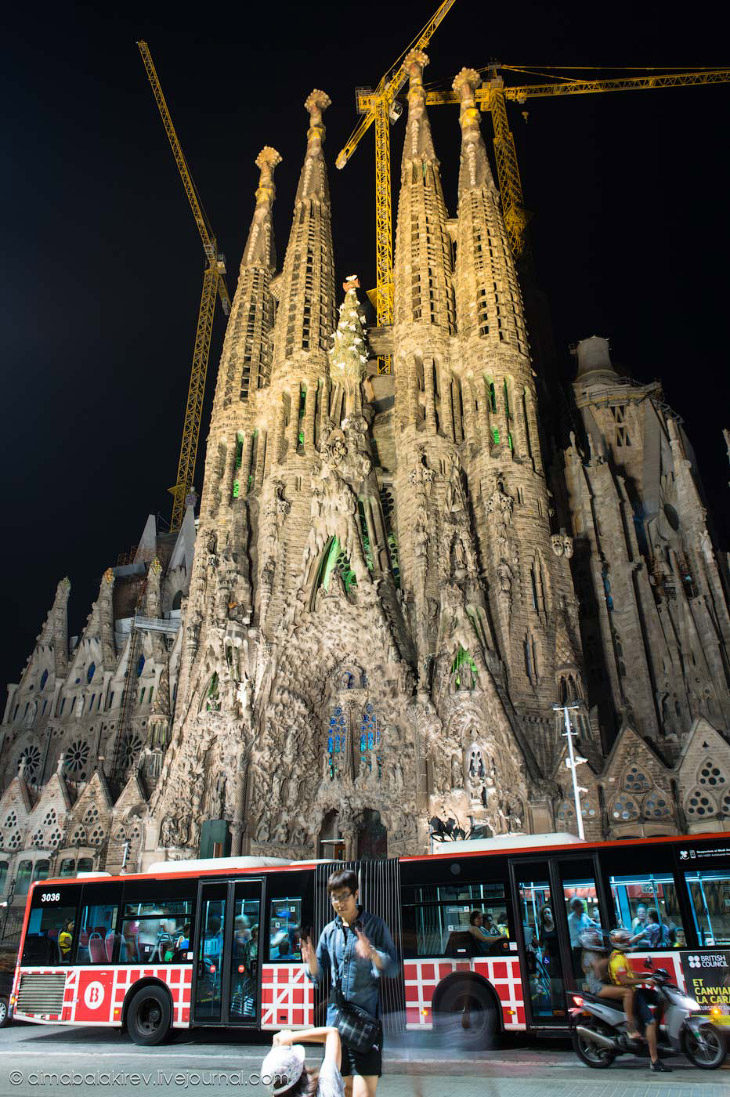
[302,870,398,1097]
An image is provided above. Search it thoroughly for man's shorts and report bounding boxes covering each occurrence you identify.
[340,1038,383,1078]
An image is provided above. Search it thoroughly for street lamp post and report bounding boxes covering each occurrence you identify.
[553,702,587,840]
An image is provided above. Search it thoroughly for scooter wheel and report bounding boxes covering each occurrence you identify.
[682,1024,727,1070]
[572,1026,616,1069]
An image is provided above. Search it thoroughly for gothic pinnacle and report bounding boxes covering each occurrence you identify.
[453,66,495,197]
[242,147,281,271]
[403,50,437,166]
[304,89,331,153]
[453,67,481,133]
[254,146,282,209]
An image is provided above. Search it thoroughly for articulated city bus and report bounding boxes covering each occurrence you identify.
[10,830,730,1046]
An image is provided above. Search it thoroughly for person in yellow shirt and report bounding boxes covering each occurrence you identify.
[598,928,640,1039]
[58,920,75,961]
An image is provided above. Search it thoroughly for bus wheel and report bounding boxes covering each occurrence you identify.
[434,980,496,1049]
[0,995,9,1028]
[127,986,172,1046]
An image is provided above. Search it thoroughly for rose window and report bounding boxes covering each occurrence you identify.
[4,811,18,830]
[43,810,57,827]
[19,745,41,781]
[70,826,86,845]
[89,826,105,846]
[7,832,21,850]
[120,734,144,769]
[611,794,640,821]
[686,789,716,817]
[31,829,45,848]
[623,766,650,793]
[83,805,99,825]
[580,798,597,818]
[698,761,725,788]
[556,800,575,827]
[644,790,672,818]
[64,740,90,777]
[49,829,62,848]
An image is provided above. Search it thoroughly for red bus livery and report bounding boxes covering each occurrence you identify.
[11,831,729,1045]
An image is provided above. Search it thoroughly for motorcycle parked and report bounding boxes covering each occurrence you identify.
[570,962,727,1070]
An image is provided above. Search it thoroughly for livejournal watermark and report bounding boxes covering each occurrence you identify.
[8,1069,274,1088]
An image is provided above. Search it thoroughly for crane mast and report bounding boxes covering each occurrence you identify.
[137,41,231,532]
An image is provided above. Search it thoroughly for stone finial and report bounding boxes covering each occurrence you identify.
[453,67,481,100]
[343,274,360,292]
[304,89,331,151]
[149,557,163,576]
[103,567,114,585]
[454,68,482,136]
[405,49,429,80]
[254,146,282,203]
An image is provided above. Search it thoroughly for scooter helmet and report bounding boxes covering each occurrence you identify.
[609,928,632,948]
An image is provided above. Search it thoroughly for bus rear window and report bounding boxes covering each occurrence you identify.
[22,905,78,966]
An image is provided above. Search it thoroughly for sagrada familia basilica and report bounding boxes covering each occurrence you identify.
[2,54,730,920]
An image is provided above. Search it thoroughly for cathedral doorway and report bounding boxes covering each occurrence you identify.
[318,810,346,860]
[356,809,387,861]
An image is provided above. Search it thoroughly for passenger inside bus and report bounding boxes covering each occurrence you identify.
[467,910,504,954]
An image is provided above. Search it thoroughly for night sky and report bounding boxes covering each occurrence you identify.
[3,1,729,697]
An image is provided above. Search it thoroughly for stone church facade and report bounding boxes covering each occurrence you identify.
[2,54,730,918]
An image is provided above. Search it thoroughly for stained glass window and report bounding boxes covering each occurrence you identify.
[327,706,348,779]
[359,703,382,777]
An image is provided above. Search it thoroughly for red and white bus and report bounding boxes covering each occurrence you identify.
[10,830,730,1045]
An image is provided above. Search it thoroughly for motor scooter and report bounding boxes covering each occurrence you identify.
[569,960,727,1070]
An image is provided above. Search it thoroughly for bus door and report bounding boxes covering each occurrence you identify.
[512,861,569,1027]
[192,878,263,1025]
[552,854,606,990]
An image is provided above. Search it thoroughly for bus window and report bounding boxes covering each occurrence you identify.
[78,903,119,964]
[269,897,303,961]
[121,898,195,964]
[684,869,730,947]
[558,863,603,984]
[22,904,78,966]
[515,874,565,1021]
[401,882,511,959]
[608,873,684,948]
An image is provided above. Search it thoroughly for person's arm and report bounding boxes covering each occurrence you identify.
[303,928,328,986]
[355,917,399,978]
[273,1026,342,1072]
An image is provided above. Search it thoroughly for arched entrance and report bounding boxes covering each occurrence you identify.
[318,809,346,860]
[356,809,387,861]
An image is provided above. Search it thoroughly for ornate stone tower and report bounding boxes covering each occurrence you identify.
[563,335,730,755]
[148,59,596,861]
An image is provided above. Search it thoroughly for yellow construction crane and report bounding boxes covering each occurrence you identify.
[335,0,458,372]
[340,56,730,360]
[137,41,231,532]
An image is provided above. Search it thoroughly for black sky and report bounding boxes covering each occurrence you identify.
[2,0,729,696]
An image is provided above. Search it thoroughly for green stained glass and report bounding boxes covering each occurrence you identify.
[232,480,240,499]
[492,428,500,445]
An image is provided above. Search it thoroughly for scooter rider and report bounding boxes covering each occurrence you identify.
[604,928,671,1072]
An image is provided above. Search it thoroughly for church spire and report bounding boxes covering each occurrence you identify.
[393,50,453,333]
[452,67,528,356]
[454,67,496,198]
[272,90,336,372]
[213,147,281,409]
